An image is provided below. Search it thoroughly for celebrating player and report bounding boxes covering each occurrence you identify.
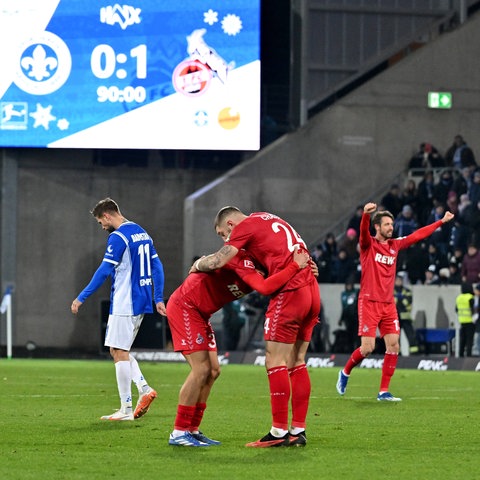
[168,247,313,447]
[71,198,166,420]
[336,202,454,401]
[190,207,320,447]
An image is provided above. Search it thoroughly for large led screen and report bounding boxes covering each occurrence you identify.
[0,0,260,150]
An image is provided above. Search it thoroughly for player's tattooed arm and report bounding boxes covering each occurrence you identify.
[190,245,238,273]
[204,245,234,270]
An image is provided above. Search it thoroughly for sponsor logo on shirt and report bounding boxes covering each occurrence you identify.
[227,283,246,298]
[374,253,395,265]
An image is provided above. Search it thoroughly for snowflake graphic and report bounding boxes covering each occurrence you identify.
[203,8,218,25]
[30,103,56,130]
[221,14,242,36]
[57,118,69,130]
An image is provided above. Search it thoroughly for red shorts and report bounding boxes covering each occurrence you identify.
[358,297,400,338]
[264,281,321,343]
[166,295,217,354]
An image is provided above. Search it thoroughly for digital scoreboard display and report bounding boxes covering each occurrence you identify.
[0,0,260,150]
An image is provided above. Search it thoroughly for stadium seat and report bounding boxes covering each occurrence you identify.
[416,328,456,355]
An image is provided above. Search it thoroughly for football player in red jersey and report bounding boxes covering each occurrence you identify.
[168,247,314,447]
[336,202,454,401]
[190,206,320,447]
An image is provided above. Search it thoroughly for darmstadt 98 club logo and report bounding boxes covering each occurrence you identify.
[14,31,72,95]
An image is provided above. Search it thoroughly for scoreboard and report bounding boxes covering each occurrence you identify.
[0,0,260,150]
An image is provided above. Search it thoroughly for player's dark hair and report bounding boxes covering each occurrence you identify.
[91,198,120,218]
[371,210,394,226]
[214,206,242,228]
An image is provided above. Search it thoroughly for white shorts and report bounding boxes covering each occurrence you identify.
[104,314,144,351]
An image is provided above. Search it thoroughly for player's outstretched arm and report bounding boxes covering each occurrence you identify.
[402,211,454,249]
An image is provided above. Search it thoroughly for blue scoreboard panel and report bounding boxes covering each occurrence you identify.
[0,0,260,150]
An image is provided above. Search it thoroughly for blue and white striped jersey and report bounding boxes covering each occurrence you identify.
[78,221,164,315]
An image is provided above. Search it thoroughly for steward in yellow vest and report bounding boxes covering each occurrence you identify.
[455,282,475,357]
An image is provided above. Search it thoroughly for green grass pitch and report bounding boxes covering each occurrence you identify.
[1,358,479,479]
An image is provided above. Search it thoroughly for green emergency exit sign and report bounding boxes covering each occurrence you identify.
[428,92,452,109]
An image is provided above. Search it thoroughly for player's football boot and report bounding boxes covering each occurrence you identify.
[134,388,157,419]
[336,369,349,395]
[288,431,307,447]
[168,432,210,447]
[377,392,402,402]
[191,431,221,445]
[245,432,290,447]
[100,409,134,421]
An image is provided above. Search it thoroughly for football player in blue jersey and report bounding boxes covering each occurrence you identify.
[71,198,166,421]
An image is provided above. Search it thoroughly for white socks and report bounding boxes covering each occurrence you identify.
[270,427,288,438]
[115,361,132,412]
[289,427,305,435]
[129,354,149,394]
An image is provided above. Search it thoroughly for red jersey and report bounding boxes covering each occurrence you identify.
[359,212,443,302]
[225,212,314,291]
[170,250,300,317]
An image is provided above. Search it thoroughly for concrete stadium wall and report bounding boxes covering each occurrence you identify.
[184,13,480,272]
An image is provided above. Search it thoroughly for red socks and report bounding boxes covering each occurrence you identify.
[288,364,310,430]
[191,402,206,432]
[173,404,196,431]
[344,347,366,375]
[380,352,398,392]
[267,366,290,430]
[174,402,207,432]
